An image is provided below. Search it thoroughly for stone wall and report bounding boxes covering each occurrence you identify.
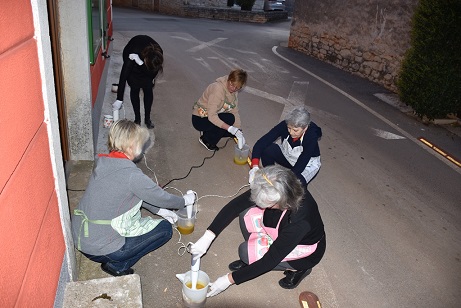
[113,0,265,11]
[183,6,287,22]
[288,0,418,92]
[112,0,287,23]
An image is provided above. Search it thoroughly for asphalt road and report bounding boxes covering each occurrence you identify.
[94,7,461,307]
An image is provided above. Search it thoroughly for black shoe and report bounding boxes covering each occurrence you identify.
[134,120,141,126]
[145,120,154,129]
[278,268,312,289]
[199,136,219,151]
[228,260,247,271]
[101,263,134,276]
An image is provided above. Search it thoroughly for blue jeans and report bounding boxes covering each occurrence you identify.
[83,220,172,272]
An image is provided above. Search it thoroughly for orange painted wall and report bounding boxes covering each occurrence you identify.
[0,0,65,307]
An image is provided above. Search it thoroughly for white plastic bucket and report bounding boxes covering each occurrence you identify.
[176,207,196,235]
[182,270,210,308]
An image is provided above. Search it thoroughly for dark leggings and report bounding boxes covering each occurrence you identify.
[261,144,308,186]
[192,113,235,146]
[130,84,154,123]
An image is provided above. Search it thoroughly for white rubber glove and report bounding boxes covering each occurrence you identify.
[186,190,197,197]
[112,100,123,111]
[249,166,259,184]
[207,274,233,297]
[183,191,196,206]
[227,125,239,136]
[157,209,178,224]
[128,53,144,65]
[228,126,245,148]
[190,230,216,260]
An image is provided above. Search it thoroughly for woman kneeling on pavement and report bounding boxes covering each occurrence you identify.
[191,165,326,297]
[71,119,196,276]
[250,105,322,186]
[192,68,247,151]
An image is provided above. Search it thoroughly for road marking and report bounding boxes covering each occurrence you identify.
[170,35,191,41]
[272,46,461,175]
[244,81,308,107]
[247,58,268,73]
[243,86,288,105]
[187,38,227,52]
[244,83,338,121]
[193,57,213,71]
[207,56,254,72]
[287,81,309,105]
[372,128,405,140]
[261,58,290,73]
[419,138,461,168]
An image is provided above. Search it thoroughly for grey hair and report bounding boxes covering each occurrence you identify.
[108,119,151,157]
[250,165,304,211]
[285,106,311,128]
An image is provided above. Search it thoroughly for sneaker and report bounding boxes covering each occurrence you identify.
[199,136,219,151]
[228,260,247,271]
[145,120,154,129]
[101,263,134,276]
[278,268,312,289]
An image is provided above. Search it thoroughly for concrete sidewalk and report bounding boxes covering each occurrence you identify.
[68,29,269,308]
[66,8,461,308]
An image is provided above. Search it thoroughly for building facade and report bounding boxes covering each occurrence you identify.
[0,0,113,306]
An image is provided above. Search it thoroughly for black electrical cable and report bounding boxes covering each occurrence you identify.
[161,138,233,188]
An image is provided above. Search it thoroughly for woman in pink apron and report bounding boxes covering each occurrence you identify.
[250,106,322,186]
[191,165,326,297]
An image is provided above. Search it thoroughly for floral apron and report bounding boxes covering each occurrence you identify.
[244,207,318,264]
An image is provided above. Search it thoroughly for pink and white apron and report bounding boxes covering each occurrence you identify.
[244,207,318,264]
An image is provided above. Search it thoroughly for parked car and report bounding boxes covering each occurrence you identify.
[264,0,286,11]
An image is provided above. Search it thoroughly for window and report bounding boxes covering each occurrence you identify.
[88,0,108,64]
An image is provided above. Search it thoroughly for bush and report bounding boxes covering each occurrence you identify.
[397,0,461,120]
[236,0,256,11]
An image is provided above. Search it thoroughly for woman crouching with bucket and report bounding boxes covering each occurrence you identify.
[190,165,326,297]
[71,119,196,276]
